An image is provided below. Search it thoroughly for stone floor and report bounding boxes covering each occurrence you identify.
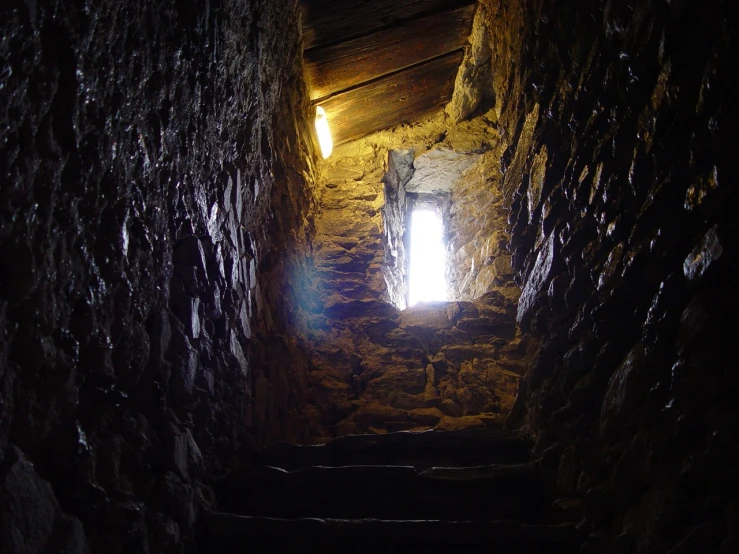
[202,427,582,552]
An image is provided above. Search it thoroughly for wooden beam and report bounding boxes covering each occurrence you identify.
[319,51,464,146]
[301,0,476,50]
[305,4,476,101]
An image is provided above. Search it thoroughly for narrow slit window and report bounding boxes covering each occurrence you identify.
[408,209,447,306]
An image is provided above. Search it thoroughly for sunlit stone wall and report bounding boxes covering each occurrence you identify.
[295,113,526,440]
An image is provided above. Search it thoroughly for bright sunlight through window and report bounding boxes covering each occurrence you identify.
[408,210,447,306]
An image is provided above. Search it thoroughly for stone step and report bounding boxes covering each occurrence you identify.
[217,462,553,522]
[204,513,579,553]
[255,428,531,470]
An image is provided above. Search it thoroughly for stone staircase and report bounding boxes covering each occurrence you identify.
[201,428,580,553]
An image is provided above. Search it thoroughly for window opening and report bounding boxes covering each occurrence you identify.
[408,209,447,306]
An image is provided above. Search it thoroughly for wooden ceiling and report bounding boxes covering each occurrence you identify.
[300,0,477,146]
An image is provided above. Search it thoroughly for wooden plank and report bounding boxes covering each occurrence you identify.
[305,4,476,101]
[300,0,476,50]
[320,51,464,145]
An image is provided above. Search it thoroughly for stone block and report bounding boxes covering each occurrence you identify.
[408,407,443,426]
[229,332,248,377]
[485,367,521,413]
[424,364,440,402]
[387,391,428,410]
[439,343,498,364]
[517,232,560,325]
[599,343,651,442]
[683,224,723,284]
[172,347,198,398]
[384,149,415,192]
[399,303,453,333]
[405,149,481,193]
[352,404,408,429]
[439,399,464,417]
[174,263,200,296]
[0,446,88,554]
[364,367,427,398]
[336,420,359,435]
[456,360,500,415]
[173,236,208,287]
[172,294,201,340]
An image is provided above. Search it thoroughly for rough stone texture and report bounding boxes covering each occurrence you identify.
[1,446,88,553]
[312,146,388,318]
[0,0,317,551]
[298,113,525,440]
[311,112,503,314]
[5,0,736,551]
[482,0,739,551]
[382,148,414,309]
[446,2,496,124]
[305,296,525,439]
[445,143,519,301]
[405,148,480,194]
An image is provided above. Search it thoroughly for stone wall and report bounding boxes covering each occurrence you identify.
[445,146,518,302]
[0,1,317,552]
[309,295,526,439]
[299,114,526,440]
[382,148,413,310]
[312,141,390,318]
[483,0,739,550]
[5,0,735,550]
